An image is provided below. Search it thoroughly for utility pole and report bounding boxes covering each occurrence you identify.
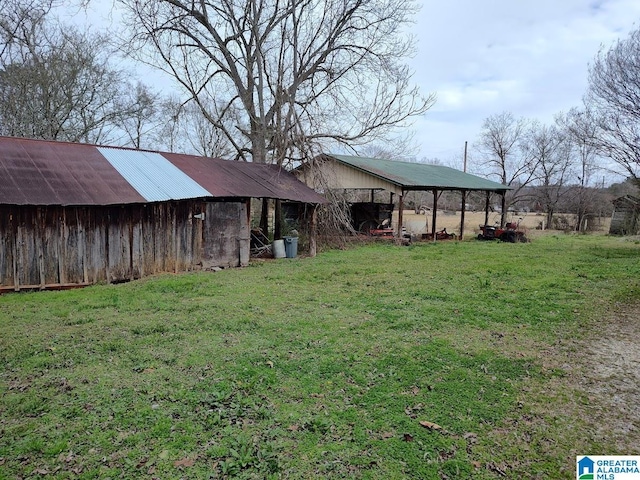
[463,141,468,173]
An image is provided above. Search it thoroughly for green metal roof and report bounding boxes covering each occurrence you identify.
[328,154,510,192]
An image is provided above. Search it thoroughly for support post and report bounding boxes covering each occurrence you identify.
[460,191,466,240]
[484,192,491,226]
[274,199,282,239]
[397,193,404,238]
[431,189,438,242]
[309,204,318,257]
[260,198,269,238]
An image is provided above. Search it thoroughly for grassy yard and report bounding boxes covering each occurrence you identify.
[1,234,639,479]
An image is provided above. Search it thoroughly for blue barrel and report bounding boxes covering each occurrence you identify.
[284,236,298,258]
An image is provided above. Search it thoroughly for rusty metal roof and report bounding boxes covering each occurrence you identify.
[328,154,511,192]
[0,137,326,206]
[164,152,326,201]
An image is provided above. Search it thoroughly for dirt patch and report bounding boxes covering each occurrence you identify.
[577,303,640,452]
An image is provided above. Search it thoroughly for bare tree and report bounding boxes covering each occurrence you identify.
[116,82,162,149]
[522,121,572,227]
[555,108,601,230]
[475,111,537,226]
[586,25,640,184]
[116,0,434,234]
[0,0,154,144]
[153,96,239,158]
[119,0,433,162]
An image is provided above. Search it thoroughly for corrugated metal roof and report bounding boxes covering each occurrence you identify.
[98,147,212,201]
[0,137,327,206]
[328,154,510,192]
[0,138,145,205]
[163,152,326,202]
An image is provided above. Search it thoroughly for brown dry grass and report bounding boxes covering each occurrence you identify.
[392,210,611,239]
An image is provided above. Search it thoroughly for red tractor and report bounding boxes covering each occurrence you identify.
[477,219,528,243]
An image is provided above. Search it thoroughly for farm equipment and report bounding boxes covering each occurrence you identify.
[421,228,457,241]
[477,219,528,243]
[351,202,395,236]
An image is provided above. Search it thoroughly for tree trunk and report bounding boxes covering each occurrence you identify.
[274,199,282,239]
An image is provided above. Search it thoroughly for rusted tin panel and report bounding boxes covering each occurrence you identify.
[163,153,327,204]
[0,137,146,206]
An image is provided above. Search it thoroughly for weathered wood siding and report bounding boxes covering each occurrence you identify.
[610,196,640,235]
[0,200,248,291]
[202,201,250,268]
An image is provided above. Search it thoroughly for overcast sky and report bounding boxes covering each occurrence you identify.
[409,0,640,167]
[68,0,640,172]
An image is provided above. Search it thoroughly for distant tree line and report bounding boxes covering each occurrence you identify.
[468,23,640,229]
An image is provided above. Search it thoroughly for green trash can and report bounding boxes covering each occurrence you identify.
[284,236,298,258]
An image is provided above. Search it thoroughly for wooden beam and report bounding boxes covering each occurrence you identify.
[12,213,19,292]
[37,207,45,289]
[460,191,467,240]
[484,192,491,226]
[431,189,438,242]
[309,205,318,257]
[397,193,404,238]
[79,208,88,284]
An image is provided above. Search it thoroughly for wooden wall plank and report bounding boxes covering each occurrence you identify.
[0,200,247,290]
[16,210,39,287]
[0,207,16,288]
[202,201,248,268]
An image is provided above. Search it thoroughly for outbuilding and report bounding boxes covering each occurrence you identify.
[0,137,325,291]
[609,195,640,235]
[296,154,510,239]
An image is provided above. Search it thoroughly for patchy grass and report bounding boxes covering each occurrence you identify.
[1,235,639,479]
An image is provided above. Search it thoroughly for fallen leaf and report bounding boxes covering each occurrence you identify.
[288,424,300,431]
[136,457,149,468]
[35,468,49,475]
[381,431,394,439]
[403,433,414,442]
[266,361,274,368]
[419,420,443,430]
[174,457,195,468]
[463,432,478,442]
